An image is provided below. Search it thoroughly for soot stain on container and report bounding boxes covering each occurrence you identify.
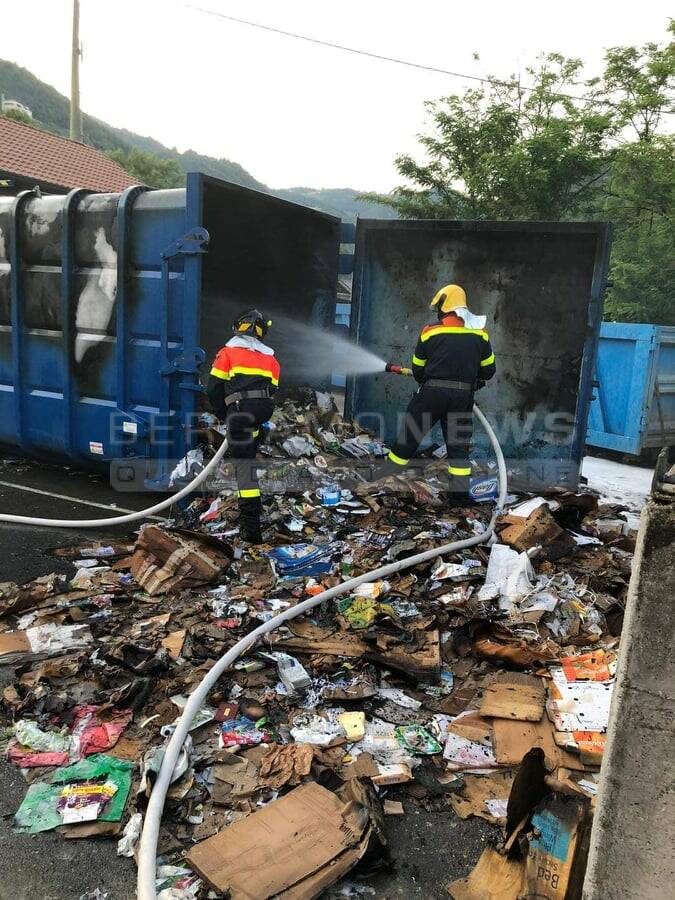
[72,194,120,394]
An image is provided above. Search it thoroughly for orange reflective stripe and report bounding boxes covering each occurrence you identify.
[212,346,280,386]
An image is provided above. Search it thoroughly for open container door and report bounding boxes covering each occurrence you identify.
[346,220,611,491]
[195,174,341,391]
[587,323,658,454]
[587,323,675,454]
[0,175,340,480]
[134,173,341,479]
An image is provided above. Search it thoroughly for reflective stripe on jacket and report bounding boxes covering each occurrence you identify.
[207,335,280,418]
[411,313,496,385]
[210,341,280,390]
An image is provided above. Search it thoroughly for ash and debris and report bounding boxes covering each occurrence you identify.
[0,389,636,898]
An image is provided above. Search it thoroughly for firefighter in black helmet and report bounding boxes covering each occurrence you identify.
[207,309,280,544]
[385,284,496,506]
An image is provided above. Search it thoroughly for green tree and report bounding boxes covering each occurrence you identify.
[366,25,674,324]
[597,27,674,324]
[363,54,614,220]
[107,148,184,189]
[601,28,674,142]
[601,136,673,324]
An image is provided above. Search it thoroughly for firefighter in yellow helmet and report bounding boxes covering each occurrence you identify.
[385,284,496,506]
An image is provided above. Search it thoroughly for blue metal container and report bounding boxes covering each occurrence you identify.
[1,179,616,493]
[587,322,675,454]
[345,219,611,490]
[0,174,340,474]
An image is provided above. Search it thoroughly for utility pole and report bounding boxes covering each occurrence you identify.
[69,0,83,141]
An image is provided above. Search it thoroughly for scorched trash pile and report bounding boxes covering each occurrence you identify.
[0,392,634,899]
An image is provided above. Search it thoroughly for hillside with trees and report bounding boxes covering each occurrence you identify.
[0,58,266,189]
[0,58,393,219]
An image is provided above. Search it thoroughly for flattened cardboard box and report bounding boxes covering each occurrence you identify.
[479,673,545,722]
[274,621,441,680]
[0,623,92,666]
[0,630,30,663]
[492,716,588,771]
[187,781,372,899]
[129,526,231,595]
[499,505,575,560]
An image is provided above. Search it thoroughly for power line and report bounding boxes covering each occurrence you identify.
[186,5,597,105]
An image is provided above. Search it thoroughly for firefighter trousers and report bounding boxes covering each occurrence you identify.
[386,385,474,496]
[225,397,275,538]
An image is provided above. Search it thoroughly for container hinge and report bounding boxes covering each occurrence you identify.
[161,227,210,260]
[158,231,209,418]
[159,348,206,377]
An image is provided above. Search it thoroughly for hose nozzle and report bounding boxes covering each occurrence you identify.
[385,362,413,377]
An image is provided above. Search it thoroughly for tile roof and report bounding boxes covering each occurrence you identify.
[0,115,138,192]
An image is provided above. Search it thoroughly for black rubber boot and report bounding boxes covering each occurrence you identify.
[446,489,482,509]
[238,496,263,544]
[447,490,470,509]
[367,454,410,483]
[447,472,477,509]
[239,522,263,544]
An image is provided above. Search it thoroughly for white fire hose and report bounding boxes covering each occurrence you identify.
[135,404,507,899]
[0,439,231,528]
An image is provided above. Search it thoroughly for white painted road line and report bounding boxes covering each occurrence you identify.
[0,479,167,520]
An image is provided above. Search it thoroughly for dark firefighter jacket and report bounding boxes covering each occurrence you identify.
[411,313,496,386]
[206,334,281,419]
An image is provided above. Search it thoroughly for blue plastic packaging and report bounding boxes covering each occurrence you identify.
[320,485,341,507]
[469,475,499,502]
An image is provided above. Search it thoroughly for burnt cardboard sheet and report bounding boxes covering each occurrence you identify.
[187,781,372,899]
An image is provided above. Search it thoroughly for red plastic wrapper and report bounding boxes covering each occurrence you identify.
[219,717,273,748]
[6,746,69,767]
[70,705,133,757]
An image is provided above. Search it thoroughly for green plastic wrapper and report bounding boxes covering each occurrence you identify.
[394,725,442,755]
[14,754,133,833]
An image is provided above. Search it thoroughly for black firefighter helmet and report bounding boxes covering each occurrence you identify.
[232,308,272,339]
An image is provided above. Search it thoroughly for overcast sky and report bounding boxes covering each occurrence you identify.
[1,0,671,191]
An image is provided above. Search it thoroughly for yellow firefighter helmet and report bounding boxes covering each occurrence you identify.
[430,284,466,316]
